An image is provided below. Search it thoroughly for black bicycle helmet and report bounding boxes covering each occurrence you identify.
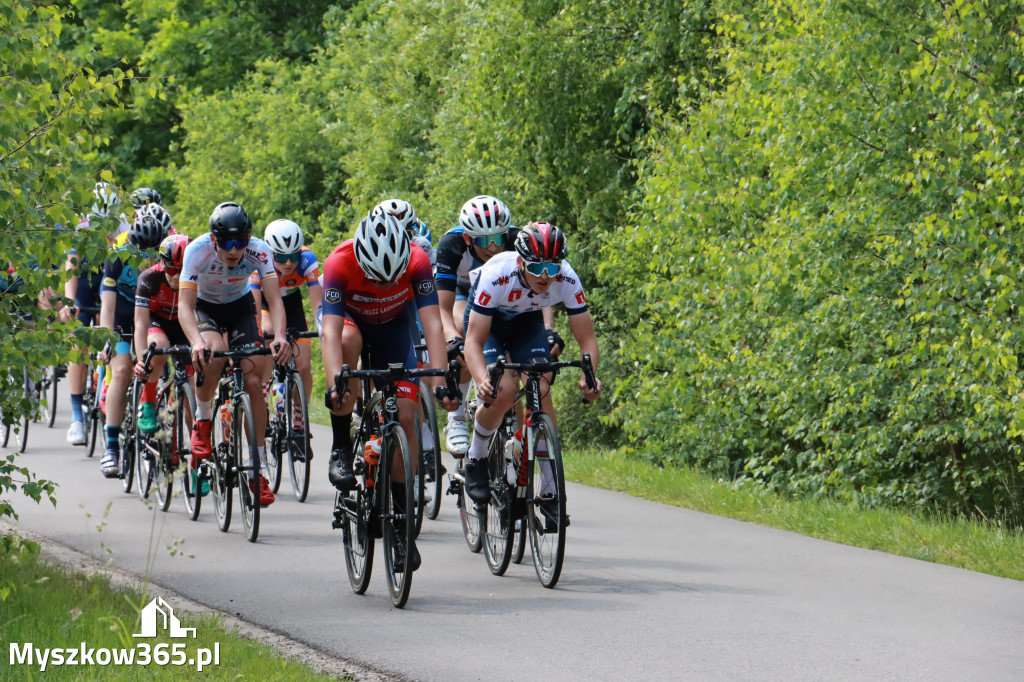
[130,204,172,249]
[129,187,162,209]
[209,202,252,240]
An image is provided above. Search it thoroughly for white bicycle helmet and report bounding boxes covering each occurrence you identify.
[459,195,510,237]
[263,219,304,254]
[92,182,121,218]
[353,212,411,282]
[372,199,418,234]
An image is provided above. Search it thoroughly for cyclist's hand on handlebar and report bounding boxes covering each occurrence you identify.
[133,360,151,380]
[191,342,209,372]
[58,305,75,324]
[579,375,602,403]
[97,347,111,365]
[324,385,351,412]
[272,339,290,365]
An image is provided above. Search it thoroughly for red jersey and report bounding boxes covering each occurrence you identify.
[321,240,438,325]
[135,262,180,320]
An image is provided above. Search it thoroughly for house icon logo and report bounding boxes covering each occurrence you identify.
[133,596,197,639]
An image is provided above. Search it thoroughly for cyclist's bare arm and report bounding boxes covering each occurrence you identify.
[133,304,152,377]
[464,310,495,397]
[438,289,461,342]
[568,310,601,399]
[259,275,291,365]
[418,303,459,411]
[177,286,207,369]
[307,280,323,323]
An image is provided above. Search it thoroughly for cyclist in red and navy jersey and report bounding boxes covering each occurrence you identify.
[133,234,192,435]
[321,211,458,572]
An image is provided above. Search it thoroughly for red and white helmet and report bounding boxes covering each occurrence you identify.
[514,222,567,263]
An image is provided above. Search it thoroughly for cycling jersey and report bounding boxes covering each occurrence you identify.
[411,234,436,267]
[135,263,179,320]
[467,251,588,322]
[321,240,438,325]
[180,234,277,304]
[434,226,519,297]
[69,214,130,256]
[248,246,319,298]
[102,231,152,303]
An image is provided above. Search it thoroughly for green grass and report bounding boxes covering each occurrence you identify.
[563,447,1024,581]
[0,536,348,680]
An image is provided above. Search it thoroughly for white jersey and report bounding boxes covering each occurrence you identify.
[181,233,277,304]
[468,251,588,322]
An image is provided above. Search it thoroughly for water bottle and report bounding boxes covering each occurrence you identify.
[504,436,521,485]
[218,403,232,443]
[274,382,285,417]
[363,436,381,487]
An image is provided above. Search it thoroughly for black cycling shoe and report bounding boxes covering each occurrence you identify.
[539,495,569,532]
[393,539,421,573]
[464,458,490,504]
[328,447,356,490]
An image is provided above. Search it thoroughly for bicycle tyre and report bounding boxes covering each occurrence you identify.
[211,398,233,533]
[266,380,283,495]
[236,394,261,543]
[286,372,311,502]
[153,388,174,511]
[16,369,30,453]
[340,487,374,595]
[0,412,8,448]
[528,413,567,588]
[456,459,483,553]
[381,424,414,609]
[86,365,103,457]
[135,383,154,501]
[418,387,443,521]
[483,430,514,576]
[43,366,58,428]
[178,383,201,520]
[511,517,527,564]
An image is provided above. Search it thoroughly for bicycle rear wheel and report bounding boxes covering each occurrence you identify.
[211,398,233,532]
[456,459,483,553]
[266,380,283,495]
[86,365,103,457]
[16,369,30,453]
[286,372,311,502]
[511,517,527,564]
[236,394,261,543]
[43,366,58,428]
[153,389,174,511]
[178,383,202,520]
[119,381,138,494]
[339,488,374,594]
[483,431,514,576]
[417,387,442,521]
[381,425,414,608]
[527,413,567,588]
[135,383,154,500]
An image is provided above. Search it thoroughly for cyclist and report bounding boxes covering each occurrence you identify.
[461,222,602,513]
[97,203,172,477]
[133,234,192,436]
[179,202,291,507]
[372,199,436,267]
[434,195,524,457]
[321,211,459,572]
[249,219,321,444]
[129,187,162,211]
[61,182,130,446]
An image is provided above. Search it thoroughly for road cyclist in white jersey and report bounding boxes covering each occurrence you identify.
[461,222,602,505]
[178,202,292,507]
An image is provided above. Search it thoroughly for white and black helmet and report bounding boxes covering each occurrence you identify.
[353,211,410,282]
[459,195,510,237]
[372,199,418,234]
[130,204,172,249]
[92,182,121,218]
[263,219,304,254]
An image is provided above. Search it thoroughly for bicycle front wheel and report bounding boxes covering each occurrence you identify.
[381,425,414,609]
[266,380,283,495]
[456,459,483,553]
[16,369,30,453]
[339,488,374,594]
[43,366,58,428]
[417,387,442,522]
[483,431,514,576]
[235,394,261,543]
[135,383,154,501]
[528,413,567,588]
[286,372,311,502]
[153,388,174,511]
[211,398,233,532]
[179,383,202,521]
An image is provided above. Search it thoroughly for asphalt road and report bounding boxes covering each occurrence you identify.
[7,395,1024,681]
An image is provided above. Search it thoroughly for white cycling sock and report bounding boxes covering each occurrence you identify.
[451,382,471,419]
[257,445,267,471]
[467,423,496,460]
[196,400,213,421]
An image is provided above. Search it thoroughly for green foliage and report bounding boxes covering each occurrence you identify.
[1,2,135,520]
[607,0,1024,522]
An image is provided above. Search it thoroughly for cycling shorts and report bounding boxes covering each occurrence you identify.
[467,309,551,367]
[149,315,189,347]
[74,270,103,325]
[195,293,262,349]
[259,293,310,344]
[112,297,134,337]
[349,309,419,401]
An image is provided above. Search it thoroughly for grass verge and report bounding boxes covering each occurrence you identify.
[0,535,349,680]
[563,447,1024,582]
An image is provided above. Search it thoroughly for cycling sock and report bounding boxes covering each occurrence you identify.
[141,381,157,403]
[421,422,433,449]
[331,413,352,452]
[70,393,84,422]
[452,384,470,419]
[106,425,121,453]
[467,423,496,460]
[196,400,213,421]
[257,445,267,471]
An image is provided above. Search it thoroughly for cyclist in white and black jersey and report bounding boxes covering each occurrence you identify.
[179,202,291,507]
[461,222,601,504]
[434,195,522,455]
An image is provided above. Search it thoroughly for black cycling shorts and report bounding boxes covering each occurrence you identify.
[195,293,262,349]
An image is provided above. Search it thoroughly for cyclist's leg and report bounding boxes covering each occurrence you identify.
[67,273,99,441]
[191,300,229,460]
[104,301,135,456]
[325,314,362,490]
[444,296,473,454]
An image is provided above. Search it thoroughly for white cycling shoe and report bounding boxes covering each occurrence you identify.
[444,416,470,457]
[100,451,119,478]
[66,420,87,446]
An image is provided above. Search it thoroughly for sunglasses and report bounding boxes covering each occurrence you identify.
[217,237,250,251]
[524,261,560,277]
[163,266,182,276]
[472,233,505,248]
[274,252,301,264]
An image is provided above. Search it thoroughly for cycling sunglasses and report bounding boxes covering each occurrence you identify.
[217,237,250,251]
[163,266,182,276]
[472,233,505,248]
[274,252,301,264]
[524,261,560,278]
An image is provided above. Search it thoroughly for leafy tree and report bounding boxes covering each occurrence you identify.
[1,2,139,520]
